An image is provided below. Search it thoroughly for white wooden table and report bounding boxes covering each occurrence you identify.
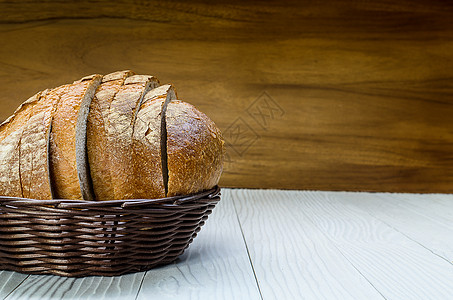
[1,189,453,300]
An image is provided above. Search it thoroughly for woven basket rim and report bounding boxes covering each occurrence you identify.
[0,186,220,208]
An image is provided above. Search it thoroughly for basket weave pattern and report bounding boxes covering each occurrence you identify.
[0,186,220,277]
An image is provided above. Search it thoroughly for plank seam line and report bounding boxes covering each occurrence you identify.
[231,192,264,300]
[351,198,453,266]
[327,245,388,300]
[384,221,453,265]
[3,274,30,300]
[134,272,147,300]
[304,192,389,300]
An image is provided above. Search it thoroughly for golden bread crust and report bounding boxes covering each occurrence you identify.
[87,70,134,200]
[49,75,102,200]
[166,100,225,196]
[0,91,43,198]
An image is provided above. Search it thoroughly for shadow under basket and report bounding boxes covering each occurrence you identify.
[0,186,221,277]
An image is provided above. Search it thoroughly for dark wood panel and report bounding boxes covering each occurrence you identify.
[0,0,452,192]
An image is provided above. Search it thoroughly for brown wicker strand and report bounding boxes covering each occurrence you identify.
[0,186,220,277]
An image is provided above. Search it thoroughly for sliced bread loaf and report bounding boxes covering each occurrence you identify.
[165,100,225,197]
[87,70,134,200]
[20,87,65,200]
[0,91,45,198]
[107,75,160,200]
[132,84,177,199]
[49,74,102,200]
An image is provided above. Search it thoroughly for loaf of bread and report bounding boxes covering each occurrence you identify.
[0,71,225,200]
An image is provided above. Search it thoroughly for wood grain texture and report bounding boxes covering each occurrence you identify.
[0,0,453,192]
[0,271,28,299]
[233,189,453,300]
[136,190,261,300]
[1,189,453,299]
[231,189,385,300]
[335,192,453,263]
[4,273,145,300]
[298,191,453,300]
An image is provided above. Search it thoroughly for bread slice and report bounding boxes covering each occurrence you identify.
[141,84,177,104]
[107,74,160,200]
[165,100,225,197]
[0,91,44,198]
[132,84,177,199]
[49,74,102,200]
[87,70,135,200]
[19,87,66,200]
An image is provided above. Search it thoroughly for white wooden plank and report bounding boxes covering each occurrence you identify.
[4,272,145,300]
[385,193,453,225]
[136,189,261,300]
[362,193,453,223]
[4,189,451,300]
[334,192,453,263]
[232,189,385,300]
[0,271,28,299]
[300,191,453,300]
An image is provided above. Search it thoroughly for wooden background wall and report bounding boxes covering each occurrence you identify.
[0,0,452,193]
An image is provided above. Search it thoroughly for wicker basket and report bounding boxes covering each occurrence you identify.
[0,186,220,277]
